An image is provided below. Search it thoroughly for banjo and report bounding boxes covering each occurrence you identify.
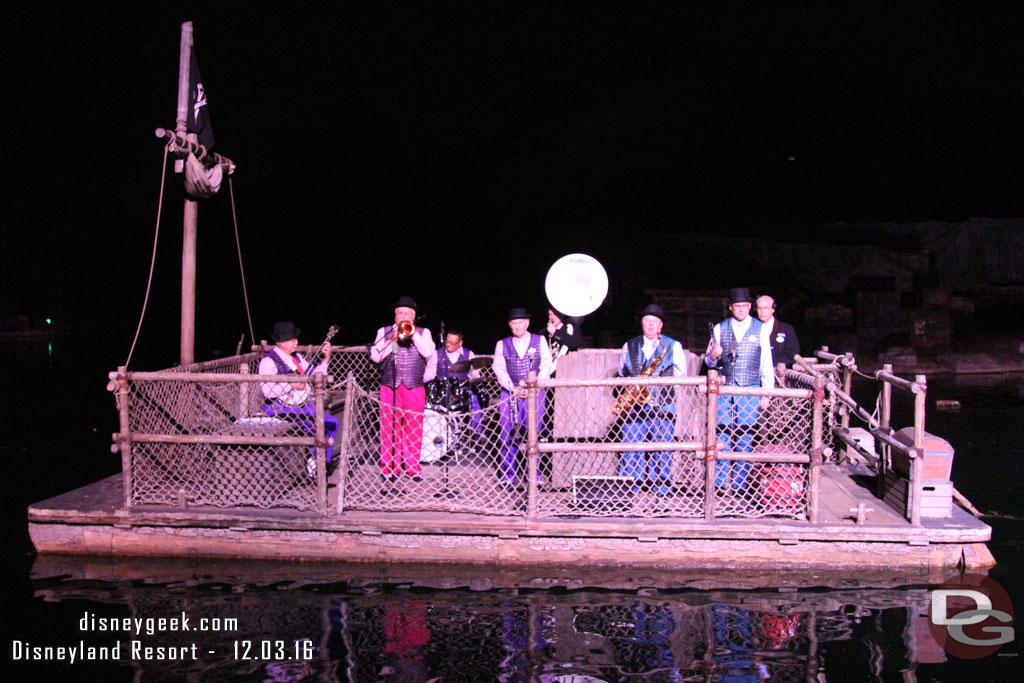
[277,325,339,407]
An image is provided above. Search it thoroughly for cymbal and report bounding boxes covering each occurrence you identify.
[447,356,493,373]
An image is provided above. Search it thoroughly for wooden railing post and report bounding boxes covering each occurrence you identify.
[910,374,927,526]
[335,373,356,515]
[876,363,893,499]
[112,366,133,508]
[705,370,719,521]
[526,370,539,518]
[313,372,328,515]
[809,375,824,522]
[239,361,250,418]
[840,353,854,430]
[914,374,927,445]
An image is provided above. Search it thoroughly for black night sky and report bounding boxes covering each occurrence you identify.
[3,3,1023,365]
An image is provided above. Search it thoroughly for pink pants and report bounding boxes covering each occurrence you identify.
[379,385,426,476]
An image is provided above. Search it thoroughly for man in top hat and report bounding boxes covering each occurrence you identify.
[259,321,338,479]
[371,296,436,485]
[492,308,553,484]
[705,288,775,490]
[755,295,801,367]
[546,308,582,373]
[617,303,688,496]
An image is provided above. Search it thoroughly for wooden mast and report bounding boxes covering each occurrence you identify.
[159,21,235,365]
[175,21,198,365]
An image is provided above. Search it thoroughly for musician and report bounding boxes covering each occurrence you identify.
[259,321,337,478]
[492,308,553,484]
[546,308,582,372]
[370,296,436,484]
[425,329,483,428]
[705,288,775,490]
[617,304,687,496]
[755,295,801,367]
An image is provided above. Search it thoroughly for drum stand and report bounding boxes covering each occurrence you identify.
[433,409,461,499]
[433,346,460,498]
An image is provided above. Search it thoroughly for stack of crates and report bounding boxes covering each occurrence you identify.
[881,427,954,518]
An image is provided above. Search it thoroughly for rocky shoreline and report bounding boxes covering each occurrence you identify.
[867,334,1024,376]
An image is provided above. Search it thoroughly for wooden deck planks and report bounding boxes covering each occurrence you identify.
[29,468,991,547]
[817,464,907,526]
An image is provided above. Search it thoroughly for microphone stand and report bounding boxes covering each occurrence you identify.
[386,325,400,495]
[434,321,459,499]
[441,320,452,409]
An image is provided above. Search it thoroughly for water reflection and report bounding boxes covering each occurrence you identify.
[28,556,964,682]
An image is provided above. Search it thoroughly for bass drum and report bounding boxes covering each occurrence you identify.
[427,378,470,411]
[420,405,453,463]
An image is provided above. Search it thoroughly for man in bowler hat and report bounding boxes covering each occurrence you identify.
[617,303,688,496]
[371,297,436,487]
[492,308,553,484]
[259,321,337,479]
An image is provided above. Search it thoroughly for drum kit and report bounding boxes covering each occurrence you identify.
[421,356,491,465]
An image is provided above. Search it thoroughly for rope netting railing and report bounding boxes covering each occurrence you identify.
[781,354,847,464]
[533,374,819,520]
[334,368,821,521]
[110,352,328,513]
[339,386,528,516]
[112,350,825,522]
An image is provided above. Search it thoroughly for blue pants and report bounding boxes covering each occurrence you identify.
[469,393,483,432]
[620,410,674,495]
[264,401,338,464]
[498,390,545,482]
[716,394,759,488]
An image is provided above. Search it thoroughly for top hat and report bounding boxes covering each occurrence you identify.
[728,287,753,304]
[638,303,664,321]
[271,321,301,343]
[506,307,531,321]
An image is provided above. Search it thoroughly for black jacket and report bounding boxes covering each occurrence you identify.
[767,319,800,366]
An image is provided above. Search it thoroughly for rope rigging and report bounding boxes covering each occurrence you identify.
[124,141,252,369]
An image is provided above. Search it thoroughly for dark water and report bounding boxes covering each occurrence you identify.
[4,336,1024,681]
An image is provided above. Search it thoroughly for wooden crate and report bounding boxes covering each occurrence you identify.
[891,427,954,481]
[881,472,953,518]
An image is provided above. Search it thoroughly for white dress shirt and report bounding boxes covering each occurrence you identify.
[370,325,436,364]
[258,346,328,400]
[424,347,477,384]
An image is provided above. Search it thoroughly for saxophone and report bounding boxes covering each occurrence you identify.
[613,337,668,416]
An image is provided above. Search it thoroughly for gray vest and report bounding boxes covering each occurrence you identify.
[720,318,762,387]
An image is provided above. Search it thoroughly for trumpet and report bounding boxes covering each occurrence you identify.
[396,320,416,345]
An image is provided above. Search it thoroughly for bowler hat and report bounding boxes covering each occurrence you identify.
[271,321,301,343]
[638,303,664,321]
[506,307,531,321]
[728,287,753,304]
[393,296,418,312]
